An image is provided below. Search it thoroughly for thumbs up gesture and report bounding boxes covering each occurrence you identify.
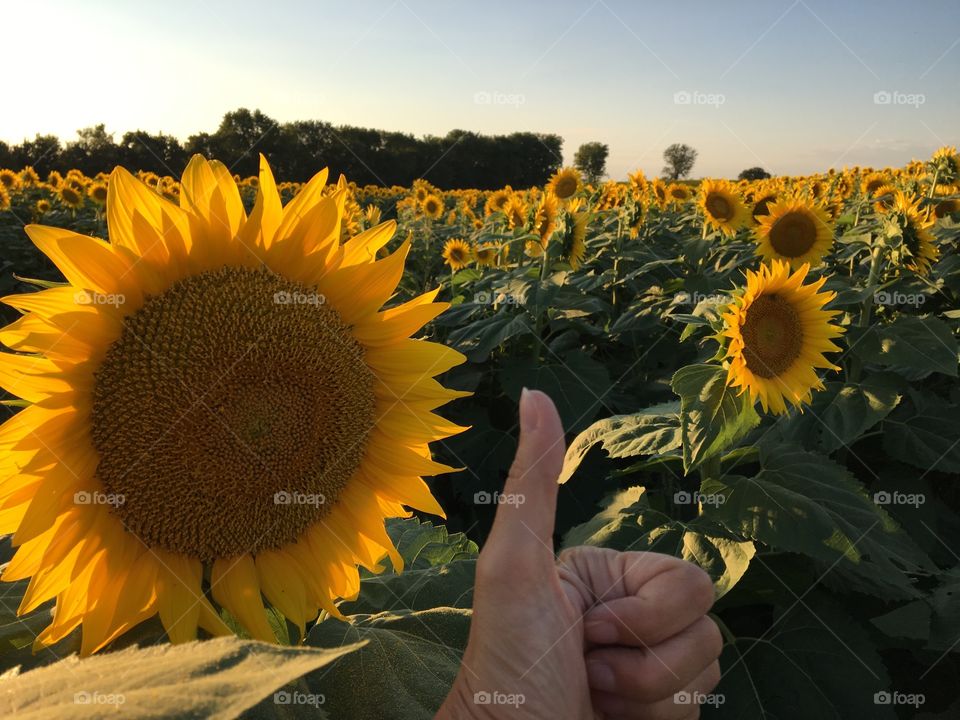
[436,389,722,719]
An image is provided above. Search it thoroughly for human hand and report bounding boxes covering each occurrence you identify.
[436,389,722,719]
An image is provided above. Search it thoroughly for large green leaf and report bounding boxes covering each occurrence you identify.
[562,487,755,599]
[305,608,470,720]
[671,364,760,473]
[558,401,681,483]
[446,311,532,362]
[849,315,959,378]
[883,390,960,473]
[701,446,933,600]
[0,637,361,720]
[712,598,896,719]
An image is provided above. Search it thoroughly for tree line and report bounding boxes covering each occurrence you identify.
[0,108,565,189]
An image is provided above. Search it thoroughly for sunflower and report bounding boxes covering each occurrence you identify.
[484,188,512,216]
[547,167,581,200]
[35,199,50,215]
[532,193,558,242]
[890,191,938,275]
[421,194,444,220]
[628,169,648,199]
[860,171,889,196]
[0,169,20,191]
[504,195,528,230]
[871,184,897,213]
[475,244,499,267]
[649,179,668,208]
[934,198,960,219]
[699,179,749,237]
[929,146,960,193]
[722,261,843,415]
[0,185,9,211]
[560,212,589,269]
[19,166,40,186]
[441,238,474,270]
[0,155,467,655]
[87,182,108,205]
[666,183,693,204]
[754,199,833,269]
[750,192,778,223]
[57,184,84,209]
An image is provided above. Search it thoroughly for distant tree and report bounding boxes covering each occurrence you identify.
[0,140,11,169]
[118,131,187,175]
[61,125,120,175]
[12,135,62,176]
[738,166,771,181]
[662,143,697,180]
[573,142,609,184]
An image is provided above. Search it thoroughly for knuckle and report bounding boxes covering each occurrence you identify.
[703,617,724,660]
[702,661,721,693]
[683,562,715,611]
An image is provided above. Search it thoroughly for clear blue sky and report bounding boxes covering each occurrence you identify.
[4,0,959,179]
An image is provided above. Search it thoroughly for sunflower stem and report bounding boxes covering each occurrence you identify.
[927,168,939,200]
[847,243,884,385]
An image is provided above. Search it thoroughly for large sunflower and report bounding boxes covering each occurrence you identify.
[891,191,938,276]
[722,261,844,415]
[547,167,581,200]
[754,199,834,269]
[0,155,467,655]
[699,179,749,237]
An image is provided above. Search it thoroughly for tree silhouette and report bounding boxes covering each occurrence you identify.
[662,143,697,180]
[738,166,771,180]
[573,142,609,184]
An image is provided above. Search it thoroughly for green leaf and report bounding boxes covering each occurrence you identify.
[0,637,361,720]
[562,488,755,599]
[306,608,470,720]
[715,598,896,720]
[558,401,681,483]
[671,364,760,473]
[849,315,959,377]
[883,390,960,473]
[446,312,532,362]
[701,446,933,600]
[385,517,478,570]
[499,350,611,433]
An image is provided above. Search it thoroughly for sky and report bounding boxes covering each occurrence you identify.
[2,0,959,179]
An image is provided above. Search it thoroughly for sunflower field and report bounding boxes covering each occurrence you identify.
[0,149,959,719]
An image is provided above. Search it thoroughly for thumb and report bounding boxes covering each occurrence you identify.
[483,388,566,568]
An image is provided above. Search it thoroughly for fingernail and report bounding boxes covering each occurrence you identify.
[585,621,618,645]
[519,387,540,432]
[587,660,616,692]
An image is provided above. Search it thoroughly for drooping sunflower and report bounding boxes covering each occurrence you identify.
[0,185,9,211]
[421,193,444,220]
[559,212,589,270]
[754,199,834,269]
[722,261,844,415]
[532,192,558,243]
[891,191,938,276]
[442,237,474,270]
[698,179,749,237]
[0,155,467,655]
[871,184,897,213]
[934,198,960,219]
[649,179,669,208]
[504,195,528,230]
[475,244,499,267]
[547,167,581,200]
